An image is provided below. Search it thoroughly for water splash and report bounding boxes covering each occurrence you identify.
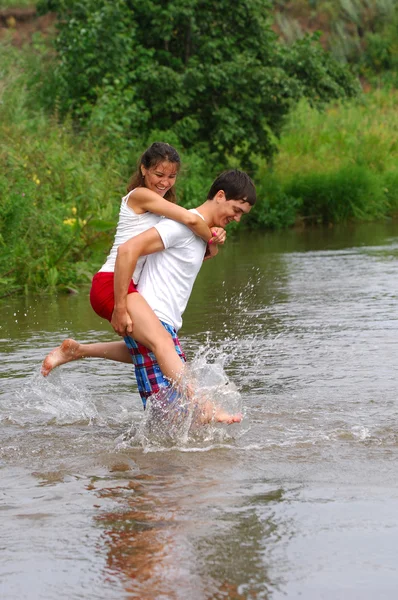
[116,356,243,452]
[6,369,98,426]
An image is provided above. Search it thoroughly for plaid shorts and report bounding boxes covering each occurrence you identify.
[123,321,186,408]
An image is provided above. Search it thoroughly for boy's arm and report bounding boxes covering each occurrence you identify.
[111,228,165,335]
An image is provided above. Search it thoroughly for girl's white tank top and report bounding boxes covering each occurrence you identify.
[99,189,161,284]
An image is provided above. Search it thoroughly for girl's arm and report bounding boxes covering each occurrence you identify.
[129,187,212,243]
[209,227,226,245]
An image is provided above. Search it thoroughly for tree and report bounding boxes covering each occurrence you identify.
[37,0,360,168]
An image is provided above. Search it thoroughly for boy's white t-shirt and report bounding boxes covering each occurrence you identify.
[137,209,207,331]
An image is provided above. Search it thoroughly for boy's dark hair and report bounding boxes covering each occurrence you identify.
[207,170,256,206]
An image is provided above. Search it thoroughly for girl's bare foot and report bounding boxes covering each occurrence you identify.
[41,339,81,376]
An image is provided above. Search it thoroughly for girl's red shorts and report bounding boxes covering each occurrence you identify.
[90,271,138,322]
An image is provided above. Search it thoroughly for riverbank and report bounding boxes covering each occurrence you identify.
[1,22,397,295]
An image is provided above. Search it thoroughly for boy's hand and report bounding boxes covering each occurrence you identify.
[204,228,225,261]
[204,242,219,261]
[111,307,133,336]
[209,227,226,245]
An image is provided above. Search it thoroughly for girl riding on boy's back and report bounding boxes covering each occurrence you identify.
[42,142,225,390]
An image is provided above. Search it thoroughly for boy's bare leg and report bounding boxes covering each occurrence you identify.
[41,340,132,376]
[161,368,242,425]
[127,293,187,385]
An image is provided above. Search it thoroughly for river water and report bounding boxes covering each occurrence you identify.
[1,222,398,599]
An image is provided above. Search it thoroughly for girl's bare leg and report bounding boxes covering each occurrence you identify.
[40,294,180,379]
[41,340,131,376]
[42,294,242,423]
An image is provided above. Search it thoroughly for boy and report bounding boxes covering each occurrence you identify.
[112,169,256,421]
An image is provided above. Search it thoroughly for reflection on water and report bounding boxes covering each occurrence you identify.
[95,472,178,600]
[1,222,398,599]
[91,456,286,600]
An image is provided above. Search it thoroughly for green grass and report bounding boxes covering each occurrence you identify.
[0,40,125,296]
[276,91,398,175]
[250,91,398,227]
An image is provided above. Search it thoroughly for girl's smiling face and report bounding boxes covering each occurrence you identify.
[141,160,178,197]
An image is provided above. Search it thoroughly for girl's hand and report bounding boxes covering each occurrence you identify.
[209,227,226,245]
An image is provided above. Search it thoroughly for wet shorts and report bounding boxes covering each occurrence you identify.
[90,271,138,322]
[123,321,186,408]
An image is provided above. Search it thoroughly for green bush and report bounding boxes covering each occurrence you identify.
[250,90,398,226]
[247,174,302,229]
[0,128,122,295]
[0,42,123,295]
[36,0,360,168]
[285,166,389,223]
[0,41,224,296]
[0,0,32,6]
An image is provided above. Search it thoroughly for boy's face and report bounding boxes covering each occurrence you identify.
[214,192,252,228]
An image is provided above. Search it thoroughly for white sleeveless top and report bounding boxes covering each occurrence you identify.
[99,189,161,284]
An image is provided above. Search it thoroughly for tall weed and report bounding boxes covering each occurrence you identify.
[0,42,123,295]
[253,91,398,226]
[285,166,389,223]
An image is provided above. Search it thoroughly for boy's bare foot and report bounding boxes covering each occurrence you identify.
[199,401,243,425]
[214,408,243,424]
[41,339,81,376]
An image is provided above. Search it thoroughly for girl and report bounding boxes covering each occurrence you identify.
[42,143,225,389]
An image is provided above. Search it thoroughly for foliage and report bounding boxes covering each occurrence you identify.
[36,0,360,169]
[1,32,397,296]
[361,15,398,86]
[0,42,122,296]
[251,90,398,226]
[0,41,217,296]
[0,0,32,6]
[284,166,389,224]
[274,90,398,175]
[247,175,302,229]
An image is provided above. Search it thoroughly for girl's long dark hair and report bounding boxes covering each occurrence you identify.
[127,142,181,203]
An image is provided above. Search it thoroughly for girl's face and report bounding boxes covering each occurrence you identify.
[141,160,178,197]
